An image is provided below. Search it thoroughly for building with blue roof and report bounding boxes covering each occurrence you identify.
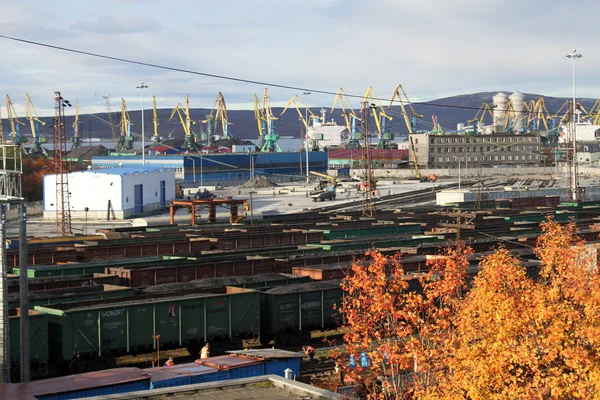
[43,166,175,220]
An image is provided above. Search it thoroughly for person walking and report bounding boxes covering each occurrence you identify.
[200,343,211,359]
[164,357,174,367]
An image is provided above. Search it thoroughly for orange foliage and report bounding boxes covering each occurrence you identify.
[338,219,600,399]
[22,157,53,201]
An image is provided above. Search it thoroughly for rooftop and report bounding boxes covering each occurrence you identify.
[89,166,171,175]
[85,375,350,400]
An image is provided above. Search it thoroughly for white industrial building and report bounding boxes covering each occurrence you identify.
[43,167,176,220]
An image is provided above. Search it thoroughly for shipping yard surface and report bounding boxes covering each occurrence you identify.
[3,172,600,398]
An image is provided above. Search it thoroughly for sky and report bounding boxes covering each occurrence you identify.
[0,0,598,117]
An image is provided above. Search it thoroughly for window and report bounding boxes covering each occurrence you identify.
[480,146,484,152]
[445,138,450,143]
[459,138,464,143]
[494,137,498,142]
[415,147,418,152]
[487,156,492,161]
[437,148,442,153]
[452,138,457,143]
[467,157,471,162]
[452,147,456,152]
[466,138,471,143]
[445,148,449,153]
[486,146,491,152]
[466,147,470,153]
[446,157,450,162]
[438,138,443,144]
[501,155,505,161]
[415,138,419,144]
[458,147,463,153]
[430,138,435,144]
[438,156,443,162]
[528,155,532,160]
[430,157,435,163]
[474,156,478,161]
[508,155,512,161]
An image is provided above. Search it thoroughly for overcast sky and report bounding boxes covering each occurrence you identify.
[0,0,598,117]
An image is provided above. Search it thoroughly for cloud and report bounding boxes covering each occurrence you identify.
[0,0,598,119]
[70,15,164,35]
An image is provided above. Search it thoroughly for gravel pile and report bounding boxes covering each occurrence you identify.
[144,273,296,293]
[264,279,342,294]
[242,175,279,188]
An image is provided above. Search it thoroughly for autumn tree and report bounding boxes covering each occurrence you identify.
[337,242,472,399]
[338,219,600,399]
[436,218,600,399]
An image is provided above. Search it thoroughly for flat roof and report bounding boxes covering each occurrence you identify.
[90,166,172,175]
[84,375,350,400]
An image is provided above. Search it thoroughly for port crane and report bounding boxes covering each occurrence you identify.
[253,90,280,152]
[362,87,393,149]
[70,101,82,150]
[5,95,25,145]
[331,88,362,148]
[468,102,494,132]
[281,95,320,151]
[526,97,551,132]
[117,99,134,152]
[25,93,48,156]
[151,96,161,146]
[387,84,423,135]
[203,92,233,146]
[170,94,199,151]
[95,93,119,148]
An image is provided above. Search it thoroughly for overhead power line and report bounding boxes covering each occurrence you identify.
[0,34,589,117]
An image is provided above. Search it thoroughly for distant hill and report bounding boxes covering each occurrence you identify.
[1,92,595,143]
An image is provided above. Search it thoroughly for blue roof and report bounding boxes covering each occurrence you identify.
[90,166,170,175]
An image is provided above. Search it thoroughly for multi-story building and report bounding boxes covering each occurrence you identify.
[409,133,543,168]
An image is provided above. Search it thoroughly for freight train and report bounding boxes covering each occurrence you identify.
[11,274,343,377]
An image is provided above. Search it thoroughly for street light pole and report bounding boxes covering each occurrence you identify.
[453,156,461,190]
[303,91,311,183]
[137,82,148,165]
[566,50,582,201]
[191,158,196,184]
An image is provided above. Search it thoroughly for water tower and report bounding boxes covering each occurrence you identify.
[492,92,508,128]
[509,91,525,131]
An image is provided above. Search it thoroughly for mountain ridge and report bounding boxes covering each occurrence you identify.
[1,92,595,142]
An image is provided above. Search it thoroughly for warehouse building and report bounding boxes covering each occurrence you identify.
[43,166,175,220]
[409,132,543,168]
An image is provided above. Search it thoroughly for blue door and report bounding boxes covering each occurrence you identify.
[134,184,143,214]
[160,181,166,207]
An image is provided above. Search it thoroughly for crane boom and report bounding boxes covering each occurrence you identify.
[152,96,160,145]
[26,92,49,154]
[170,94,199,151]
[387,84,421,135]
[5,95,25,144]
[70,101,81,150]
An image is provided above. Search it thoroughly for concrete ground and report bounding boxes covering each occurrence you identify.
[6,174,590,238]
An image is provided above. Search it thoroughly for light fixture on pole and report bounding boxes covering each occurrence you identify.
[303,91,311,183]
[566,50,582,201]
[137,82,148,165]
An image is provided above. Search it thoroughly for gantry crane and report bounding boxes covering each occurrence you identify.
[527,97,551,132]
[25,93,48,156]
[331,88,362,148]
[362,87,393,148]
[584,99,600,125]
[151,96,161,146]
[254,90,281,152]
[5,95,25,145]
[117,99,134,152]
[203,92,233,146]
[468,102,494,132]
[170,94,199,151]
[71,101,82,150]
[95,93,118,148]
[281,95,320,151]
[387,84,423,135]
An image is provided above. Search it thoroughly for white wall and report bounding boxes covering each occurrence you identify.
[44,171,123,213]
[44,169,175,220]
[121,169,175,214]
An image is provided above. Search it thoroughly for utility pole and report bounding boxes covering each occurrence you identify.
[137,82,148,165]
[54,92,72,236]
[567,49,582,201]
[361,102,375,218]
[0,144,25,383]
[303,91,311,183]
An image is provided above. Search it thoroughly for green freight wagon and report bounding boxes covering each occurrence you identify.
[35,287,260,373]
[8,285,136,310]
[13,255,190,278]
[9,310,49,370]
[322,223,422,240]
[260,280,343,347]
